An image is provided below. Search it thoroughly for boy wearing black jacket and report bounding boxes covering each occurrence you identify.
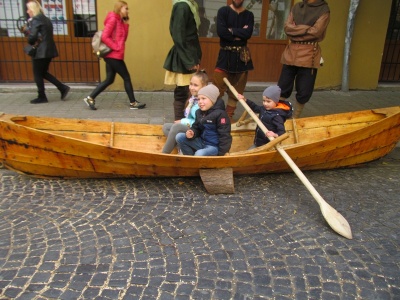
[237,85,292,149]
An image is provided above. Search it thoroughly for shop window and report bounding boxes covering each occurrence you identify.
[0,0,97,37]
[267,0,291,39]
[73,0,97,37]
[0,0,28,37]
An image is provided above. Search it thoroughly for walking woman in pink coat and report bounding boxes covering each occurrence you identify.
[83,0,146,111]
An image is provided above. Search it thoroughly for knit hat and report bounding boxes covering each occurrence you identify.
[198,84,219,104]
[262,85,281,103]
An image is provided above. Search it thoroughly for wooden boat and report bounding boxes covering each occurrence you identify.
[0,107,399,191]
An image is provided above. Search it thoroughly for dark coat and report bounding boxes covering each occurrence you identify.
[163,2,202,74]
[190,98,232,156]
[27,13,58,59]
[215,6,254,73]
[246,99,293,147]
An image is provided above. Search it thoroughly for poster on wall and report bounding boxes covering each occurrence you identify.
[73,0,95,15]
[0,0,25,37]
[41,0,68,35]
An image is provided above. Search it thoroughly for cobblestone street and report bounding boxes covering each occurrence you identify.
[0,149,399,299]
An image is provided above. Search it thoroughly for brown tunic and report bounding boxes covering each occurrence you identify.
[280,11,330,69]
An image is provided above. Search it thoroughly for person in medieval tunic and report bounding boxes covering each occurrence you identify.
[212,0,255,121]
[277,0,330,118]
[164,0,202,121]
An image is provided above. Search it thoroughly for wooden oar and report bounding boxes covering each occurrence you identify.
[223,78,353,239]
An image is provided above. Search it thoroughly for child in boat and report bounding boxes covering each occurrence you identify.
[176,84,232,156]
[162,72,208,153]
[237,85,293,149]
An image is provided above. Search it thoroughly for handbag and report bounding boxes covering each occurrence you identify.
[240,46,251,64]
[23,45,37,57]
[92,30,111,58]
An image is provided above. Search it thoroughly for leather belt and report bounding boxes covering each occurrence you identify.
[291,41,318,45]
[221,46,242,52]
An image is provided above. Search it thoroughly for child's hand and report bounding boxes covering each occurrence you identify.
[186,129,194,138]
[237,94,245,101]
[266,131,278,138]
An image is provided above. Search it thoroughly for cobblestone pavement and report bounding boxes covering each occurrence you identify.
[0,85,399,299]
[0,150,399,299]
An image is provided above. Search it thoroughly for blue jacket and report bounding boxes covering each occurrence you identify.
[190,98,232,155]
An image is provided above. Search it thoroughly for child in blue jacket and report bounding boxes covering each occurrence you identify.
[176,84,232,156]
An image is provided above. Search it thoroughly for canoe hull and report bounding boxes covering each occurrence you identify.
[1,107,399,179]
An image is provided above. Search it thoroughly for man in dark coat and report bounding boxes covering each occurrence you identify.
[164,0,202,120]
[213,0,254,121]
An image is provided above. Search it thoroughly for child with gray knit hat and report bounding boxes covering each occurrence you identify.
[237,85,293,149]
[176,84,232,156]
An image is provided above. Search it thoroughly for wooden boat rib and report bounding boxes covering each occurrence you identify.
[0,107,399,181]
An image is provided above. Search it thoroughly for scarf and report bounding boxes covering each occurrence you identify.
[292,0,330,26]
[184,96,198,118]
[173,0,201,30]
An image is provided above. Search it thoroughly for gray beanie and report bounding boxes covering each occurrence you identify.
[198,84,219,104]
[262,85,281,103]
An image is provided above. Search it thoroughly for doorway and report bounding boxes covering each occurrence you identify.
[380,0,400,82]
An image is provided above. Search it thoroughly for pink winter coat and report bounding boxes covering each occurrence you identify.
[101,12,129,60]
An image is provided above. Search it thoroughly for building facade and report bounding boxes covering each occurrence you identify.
[0,0,394,91]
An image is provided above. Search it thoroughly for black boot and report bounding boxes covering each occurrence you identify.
[30,97,48,104]
[59,85,70,100]
[173,100,185,120]
[173,85,190,120]
[31,92,48,104]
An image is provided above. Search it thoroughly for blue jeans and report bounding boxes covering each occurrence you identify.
[176,133,219,156]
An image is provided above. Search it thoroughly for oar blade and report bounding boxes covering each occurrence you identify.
[222,77,353,240]
[321,203,353,239]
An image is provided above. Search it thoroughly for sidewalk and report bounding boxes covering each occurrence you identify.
[0,83,399,125]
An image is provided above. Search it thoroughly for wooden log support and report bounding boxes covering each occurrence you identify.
[199,168,235,194]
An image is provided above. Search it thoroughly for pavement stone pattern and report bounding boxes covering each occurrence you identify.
[0,85,399,299]
[0,152,399,299]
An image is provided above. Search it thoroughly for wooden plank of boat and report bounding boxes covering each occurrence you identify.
[224,77,353,239]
